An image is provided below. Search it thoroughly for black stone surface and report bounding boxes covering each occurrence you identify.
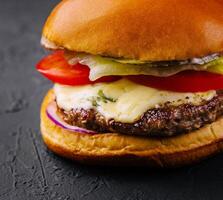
[1,0,223,199]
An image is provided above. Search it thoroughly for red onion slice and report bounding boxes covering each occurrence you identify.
[46,102,97,134]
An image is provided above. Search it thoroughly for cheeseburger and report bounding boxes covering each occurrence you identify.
[37,0,223,167]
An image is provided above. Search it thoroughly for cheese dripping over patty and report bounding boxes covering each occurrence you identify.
[54,79,216,123]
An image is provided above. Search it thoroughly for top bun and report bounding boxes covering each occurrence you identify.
[42,0,223,61]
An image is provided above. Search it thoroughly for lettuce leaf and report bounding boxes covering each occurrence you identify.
[75,54,223,81]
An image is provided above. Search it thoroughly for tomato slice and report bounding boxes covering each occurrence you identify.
[37,51,223,92]
[127,71,223,92]
[36,51,120,85]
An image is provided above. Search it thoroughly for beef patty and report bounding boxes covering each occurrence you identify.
[57,93,223,137]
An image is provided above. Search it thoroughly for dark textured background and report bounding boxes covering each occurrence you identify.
[1,0,223,199]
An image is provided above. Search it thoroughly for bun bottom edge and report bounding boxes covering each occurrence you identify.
[40,90,223,168]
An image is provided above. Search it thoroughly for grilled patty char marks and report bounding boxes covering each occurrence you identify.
[57,94,223,137]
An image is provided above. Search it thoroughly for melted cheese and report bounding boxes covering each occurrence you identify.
[54,79,216,123]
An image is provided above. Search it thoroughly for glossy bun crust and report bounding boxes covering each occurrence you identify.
[42,0,223,61]
[41,90,223,167]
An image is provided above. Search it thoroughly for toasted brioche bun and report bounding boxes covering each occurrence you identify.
[41,90,223,167]
[42,0,223,61]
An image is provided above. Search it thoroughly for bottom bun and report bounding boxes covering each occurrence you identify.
[41,90,223,168]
